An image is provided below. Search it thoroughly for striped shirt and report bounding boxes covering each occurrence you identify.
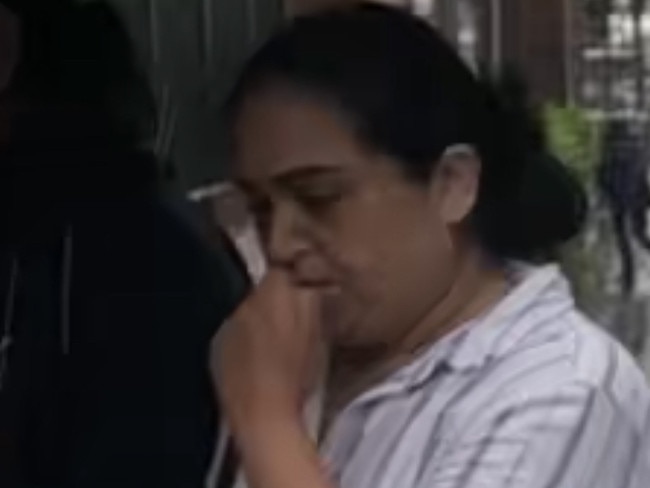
[321,264,650,488]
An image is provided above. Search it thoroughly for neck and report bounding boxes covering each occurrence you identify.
[326,248,509,421]
[392,249,508,360]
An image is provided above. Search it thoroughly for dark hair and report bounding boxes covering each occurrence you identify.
[226,3,586,260]
[6,0,156,146]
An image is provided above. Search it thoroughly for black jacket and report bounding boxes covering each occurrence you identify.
[0,142,249,487]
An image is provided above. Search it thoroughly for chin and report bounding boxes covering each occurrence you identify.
[320,287,379,347]
[328,312,377,350]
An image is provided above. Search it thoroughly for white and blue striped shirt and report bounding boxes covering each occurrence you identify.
[321,265,650,488]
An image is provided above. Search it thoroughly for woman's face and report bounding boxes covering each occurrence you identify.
[233,88,480,352]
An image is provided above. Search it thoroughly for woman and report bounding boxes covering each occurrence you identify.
[212,4,650,488]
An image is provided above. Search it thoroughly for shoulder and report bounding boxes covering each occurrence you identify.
[447,310,650,440]
[75,196,249,336]
[417,313,650,487]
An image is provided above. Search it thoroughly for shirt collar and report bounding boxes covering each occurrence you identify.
[444,264,573,371]
[351,264,574,406]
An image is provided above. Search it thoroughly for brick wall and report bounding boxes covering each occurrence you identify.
[500,0,568,103]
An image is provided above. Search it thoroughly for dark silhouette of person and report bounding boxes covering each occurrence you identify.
[0,1,249,487]
[598,119,650,296]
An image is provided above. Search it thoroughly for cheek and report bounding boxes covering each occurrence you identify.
[303,230,384,343]
[317,205,455,345]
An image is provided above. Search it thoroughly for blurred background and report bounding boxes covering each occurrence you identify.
[11,4,649,486]
[75,0,650,373]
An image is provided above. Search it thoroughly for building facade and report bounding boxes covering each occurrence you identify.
[104,0,581,189]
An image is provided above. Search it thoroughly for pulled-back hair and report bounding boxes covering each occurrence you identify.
[226,3,586,260]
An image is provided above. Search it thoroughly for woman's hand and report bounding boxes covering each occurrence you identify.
[210,271,336,488]
[211,269,328,431]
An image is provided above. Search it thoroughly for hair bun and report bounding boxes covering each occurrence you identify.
[476,68,588,259]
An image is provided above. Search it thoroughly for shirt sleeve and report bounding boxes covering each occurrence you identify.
[419,381,637,488]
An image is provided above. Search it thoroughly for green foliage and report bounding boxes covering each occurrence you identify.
[544,104,611,312]
[544,104,602,190]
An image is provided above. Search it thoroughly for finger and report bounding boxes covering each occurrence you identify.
[294,287,321,329]
[256,268,292,301]
[255,269,324,341]
[256,269,315,313]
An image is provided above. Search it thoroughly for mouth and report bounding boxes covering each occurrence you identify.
[291,275,341,290]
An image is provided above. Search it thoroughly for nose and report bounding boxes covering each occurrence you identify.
[265,202,311,270]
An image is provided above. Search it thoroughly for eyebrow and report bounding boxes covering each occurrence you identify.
[236,166,345,192]
[274,166,344,186]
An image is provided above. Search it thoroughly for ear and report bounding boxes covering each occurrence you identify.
[429,145,481,226]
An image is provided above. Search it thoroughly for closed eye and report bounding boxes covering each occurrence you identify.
[291,184,347,216]
[295,187,342,205]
